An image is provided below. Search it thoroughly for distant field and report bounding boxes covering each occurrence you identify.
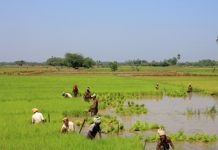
[0,65,218,75]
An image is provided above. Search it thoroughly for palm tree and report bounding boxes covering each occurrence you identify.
[216,35,218,44]
[177,54,181,60]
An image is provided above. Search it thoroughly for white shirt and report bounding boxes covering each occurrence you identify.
[61,121,75,132]
[65,93,72,98]
[32,112,45,124]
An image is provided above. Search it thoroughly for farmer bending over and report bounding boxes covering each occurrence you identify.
[72,84,79,97]
[83,87,91,101]
[156,128,174,150]
[89,93,98,116]
[87,116,102,139]
[62,92,73,98]
[61,117,75,133]
[32,108,45,124]
[156,83,159,90]
[187,83,192,93]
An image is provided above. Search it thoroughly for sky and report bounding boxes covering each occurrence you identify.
[0,0,218,62]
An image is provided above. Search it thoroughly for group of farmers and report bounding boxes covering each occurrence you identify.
[31,85,101,140]
[31,83,194,149]
[61,85,98,116]
[155,82,193,93]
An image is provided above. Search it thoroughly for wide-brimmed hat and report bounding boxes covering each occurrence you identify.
[32,108,38,113]
[157,128,166,136]
[93,116,101,124]
[63,117,69,122]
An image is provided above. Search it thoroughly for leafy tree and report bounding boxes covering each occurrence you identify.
[109,61,118,71]
[64,53,84,68]
[160,60,170,66]
[15,60,25,66]
[196,59,216,66]
[83,57,95,68]
[46,57,65,66]
[167,57,178,65]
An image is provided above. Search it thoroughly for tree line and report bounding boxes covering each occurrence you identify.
[1,53,218,71]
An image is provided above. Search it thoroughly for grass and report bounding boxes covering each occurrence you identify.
[1,74,218,149]
[185,105,217,116]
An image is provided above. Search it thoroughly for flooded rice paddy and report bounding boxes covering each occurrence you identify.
[100,93,218,150]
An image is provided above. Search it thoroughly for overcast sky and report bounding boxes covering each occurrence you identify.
[0,0,218,62]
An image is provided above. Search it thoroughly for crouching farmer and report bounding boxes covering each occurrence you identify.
[83,87,91,101]
[187,83,192,93]
[156,128,174,150]
[61,117,75,133]
[87,116,102,140]
[32,108,45,124]
[62,92,73,98]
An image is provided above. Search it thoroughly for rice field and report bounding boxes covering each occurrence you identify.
[0,70,218,150]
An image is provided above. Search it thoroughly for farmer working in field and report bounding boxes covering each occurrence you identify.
[62,92,73,98]
[156,128,174,150]
[61,117,75,133]
[83,87,91,101]
[87,116,102,140]
[72,84,79,97]
[32,108,45,124]
[156,83,159,90]
[187,83,192,93]
[88,93,98,116]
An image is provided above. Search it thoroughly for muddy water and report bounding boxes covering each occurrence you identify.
[145,142,217,150]
[100,94,218,150]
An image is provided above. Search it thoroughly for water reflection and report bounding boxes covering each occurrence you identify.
[100,94,218,149]
[101,94,218,134]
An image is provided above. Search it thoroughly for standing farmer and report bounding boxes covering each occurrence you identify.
[72,84,79,97]
[156,128,174,150]
[88,93,98,116]
[32,108,45,124]
[87,116,102,139]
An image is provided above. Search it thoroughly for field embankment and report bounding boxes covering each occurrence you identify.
[1,66,218,76]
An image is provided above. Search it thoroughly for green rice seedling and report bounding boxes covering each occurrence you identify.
[169,130,187,141]
[185,105,217,116]
[86,115,124,134]
[205,105,217,114]
[187,133,217,142]
[145,131,217,143]
[115,104,148,115]
[130,121,163,131]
